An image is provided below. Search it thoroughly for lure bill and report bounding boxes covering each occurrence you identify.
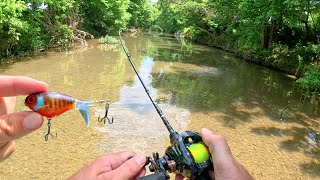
[25,91,110,140]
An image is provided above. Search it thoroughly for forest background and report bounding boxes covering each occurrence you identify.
[1,0,319,90]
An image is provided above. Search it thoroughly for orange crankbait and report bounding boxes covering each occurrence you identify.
[25,91,111,141]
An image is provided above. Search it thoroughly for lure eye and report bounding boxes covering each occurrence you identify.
[27,96,35,104]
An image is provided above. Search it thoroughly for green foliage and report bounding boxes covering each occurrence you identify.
[128,0,158,29]
[0,0,76,58]
[0,0,27,56]
[154,1,185,33]
[182,26,200,40]
[41,0,75,46]
[0,0,157,59]
[55,24,73,47]
[154,0,320,90]
[98,35,118,44]
[269,43,320,74]
[149,24,163,32]
[297,65,320,90]
[78,0,131,35]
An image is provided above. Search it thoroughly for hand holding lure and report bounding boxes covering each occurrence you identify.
[25,91,113,141]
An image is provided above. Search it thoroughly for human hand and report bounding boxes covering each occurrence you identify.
[68,151,147,180]
[201,128,253,180]
[0,76,48,162]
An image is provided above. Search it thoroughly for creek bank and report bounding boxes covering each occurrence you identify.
[190,36,302,78]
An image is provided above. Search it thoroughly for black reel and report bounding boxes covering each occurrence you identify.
[139,131,213,180]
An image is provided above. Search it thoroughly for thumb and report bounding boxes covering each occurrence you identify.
[109,155,146,179]
[201,128,234,163]
[0,112,44,144]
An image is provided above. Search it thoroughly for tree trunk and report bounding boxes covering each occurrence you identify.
[268,20,279,49]
[262,22,270,49]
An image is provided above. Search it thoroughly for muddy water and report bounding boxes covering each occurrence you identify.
[0,34,319,179]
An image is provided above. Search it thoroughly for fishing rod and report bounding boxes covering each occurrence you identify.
[118,30,212,179]
[118,30,178,141]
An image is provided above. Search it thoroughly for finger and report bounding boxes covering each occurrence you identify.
[201,128,234,163]
[0,97,17,115]
[0,76,48,97]
[106,155,146,179]
[68,152,138,180]
[0,112,44,144]
[134,167,146,179]
[102,151,137,170]
[201,128,253,179]
[0,140,16,162]
[4,97,16,114]
[89,151,136,174]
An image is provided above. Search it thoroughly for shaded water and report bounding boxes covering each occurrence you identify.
[0,33,319,179]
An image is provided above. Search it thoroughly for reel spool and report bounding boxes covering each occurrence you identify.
[141,131,212,179]
[187,142,210,164]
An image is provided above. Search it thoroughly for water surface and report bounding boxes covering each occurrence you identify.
[0,33,319,179]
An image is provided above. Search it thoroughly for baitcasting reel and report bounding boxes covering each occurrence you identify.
[139,131,212,180]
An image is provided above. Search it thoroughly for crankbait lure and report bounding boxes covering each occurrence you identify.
[25,91,113,141]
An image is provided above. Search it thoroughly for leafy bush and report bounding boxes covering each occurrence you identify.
[98,35,118,44]
[0,0,75,58]
[297,65,320,91]
[0,0,27,57]
[269,43,320,75]
[78,0,131,35]
[149,25,163,32]
[128,0,158,29]
[54,24,73,47]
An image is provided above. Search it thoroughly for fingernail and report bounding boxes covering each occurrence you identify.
[38,81,49,91]
[37,80,47,85]
[201,128,211,134]
[23,112,43,130]
[134,155,146,166]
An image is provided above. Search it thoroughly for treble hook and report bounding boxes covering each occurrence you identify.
[98,101,114,124]
[44,118,57,141]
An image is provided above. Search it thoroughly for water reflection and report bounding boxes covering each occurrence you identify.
[119,57,156,113]
[147,38,320,121]
[96,56,191,155]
